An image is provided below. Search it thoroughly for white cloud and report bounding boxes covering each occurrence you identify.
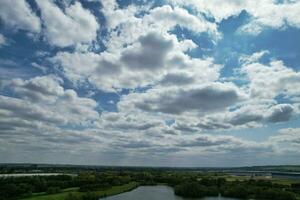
[239,50,269,65]
[10,75,64,103]
[241,58,300,100]
[269,128,300,154]
[238,1,300,35]
[147,5,219,38]
[102,3,219,52]
[1,75,99,127]
[0,0,41,32]
[0,34,6,47]
[1,0,300,166]
[36,0,99,47]
[168,0,248,22]
[52,32,220,91]
[177,134,265,154]
[169,0,300,35]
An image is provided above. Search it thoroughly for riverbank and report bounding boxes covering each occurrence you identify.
[17,182,300,200]
[21,182,139,200]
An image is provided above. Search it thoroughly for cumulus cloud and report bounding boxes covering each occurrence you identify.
[266,104,295,123]
[0,75,99,128]
[100,112,163,131]
[120,32,174,70]
[119,82,245,115]
[241,56,300,100]
[49,1,221,92]
[179,135,242,148]
[238,1,300,35]
[159,72,195,86]
[169,0,300,35]
[1,0,300,166]
[102,3,219,52]
[169,101,297,132]
[176,134,270,156]
[147,5,219,38]
[227,103,296,126]
[0,0,41,33]
[36,0,99,47]
[269,128,300,154]
[10,75,64,103]
[52,32,220,91]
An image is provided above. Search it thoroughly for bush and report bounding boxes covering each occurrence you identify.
[175,181,218,198]
[46,187,61,194]
[81,192,99,200]
[65,193,82,200]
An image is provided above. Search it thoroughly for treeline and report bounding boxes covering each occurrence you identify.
[174,179,298,200]
[0,175,72,199]
[1,170,300,200]
[0,172,132,200]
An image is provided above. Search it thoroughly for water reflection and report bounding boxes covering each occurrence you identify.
[102,186,240,200]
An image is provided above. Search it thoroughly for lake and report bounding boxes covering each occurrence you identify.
[102,185,240,200]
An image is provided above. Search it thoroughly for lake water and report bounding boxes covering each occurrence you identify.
[102,185,240,200]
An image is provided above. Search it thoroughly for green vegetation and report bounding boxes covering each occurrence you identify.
[236,165,300,173]
[174,178,298,200]
[175,181,218,198]
[0,172,136,200]
[21,182,138,200]
[0,166,300,200]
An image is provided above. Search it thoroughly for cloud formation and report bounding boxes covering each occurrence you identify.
[169,0,300,35]
[0,0,41,33]
[119,82,244,115]
[36,0,99,47]
[0,0,299,166]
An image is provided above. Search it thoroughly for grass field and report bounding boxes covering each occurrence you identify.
[223,174,300,185]
[22,182,139,200]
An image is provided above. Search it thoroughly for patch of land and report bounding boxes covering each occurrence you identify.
[22,182,138,200]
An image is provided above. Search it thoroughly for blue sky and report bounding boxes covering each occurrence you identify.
[0,0,300,167]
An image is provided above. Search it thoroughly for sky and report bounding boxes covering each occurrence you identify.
[0,0,300,167]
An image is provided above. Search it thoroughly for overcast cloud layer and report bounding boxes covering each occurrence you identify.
[0,0,300,167]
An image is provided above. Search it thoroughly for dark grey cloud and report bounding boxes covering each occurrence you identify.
[132,83,243,114]
[0,118,37,132]
[266,104,294,123]
[173,122,198,132]
[173,103,296,133]
[118,141,153,149]
[110,121,161,131]
[196,121,231,130]
[229,113,263,125]
[95,59,121,76]
[45,134,100,145]
[160,72,194,86]
[179,135,236,147]
[121,32,173,70]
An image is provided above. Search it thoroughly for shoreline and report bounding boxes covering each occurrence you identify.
[21,182,139,200]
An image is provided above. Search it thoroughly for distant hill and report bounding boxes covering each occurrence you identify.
[1,163,300,173]
[232,165,300,173]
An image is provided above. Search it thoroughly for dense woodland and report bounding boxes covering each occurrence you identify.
[0,167,300,200]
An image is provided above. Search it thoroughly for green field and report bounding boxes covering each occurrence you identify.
[22,182,139,200]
